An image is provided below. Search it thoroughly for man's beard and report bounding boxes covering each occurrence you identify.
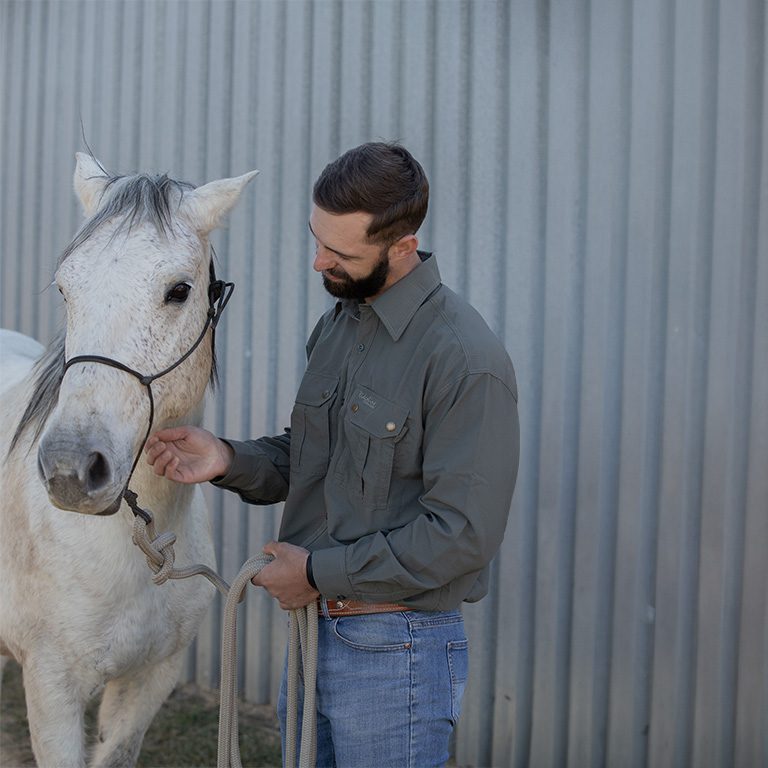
[322,250,390,300]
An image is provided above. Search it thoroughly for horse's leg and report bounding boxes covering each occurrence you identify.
[0,654,7,697]
[22,655,88,768]
[90,649,185,768]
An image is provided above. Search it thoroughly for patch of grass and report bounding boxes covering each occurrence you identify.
[1,661,281,768]
[0,660,34,768]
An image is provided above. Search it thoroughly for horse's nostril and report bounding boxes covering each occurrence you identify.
[86,451,110,491]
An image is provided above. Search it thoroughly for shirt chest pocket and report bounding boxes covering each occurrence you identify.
[290,371,339,477]
[336,387,409,511]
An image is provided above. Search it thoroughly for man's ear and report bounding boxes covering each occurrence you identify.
[388,234,419,262]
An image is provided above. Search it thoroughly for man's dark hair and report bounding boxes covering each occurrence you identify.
[312,142,429,244]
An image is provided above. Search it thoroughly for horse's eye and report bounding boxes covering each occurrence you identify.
[165,283,191,304]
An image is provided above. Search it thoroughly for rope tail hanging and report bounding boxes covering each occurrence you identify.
[133,512,318,768]
[216,554,318,768]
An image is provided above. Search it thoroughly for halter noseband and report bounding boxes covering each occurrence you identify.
[61,277,234,521]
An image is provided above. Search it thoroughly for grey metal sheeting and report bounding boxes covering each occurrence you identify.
[1,1,765,766]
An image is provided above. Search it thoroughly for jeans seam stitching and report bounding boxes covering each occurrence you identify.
[408,625,415,768]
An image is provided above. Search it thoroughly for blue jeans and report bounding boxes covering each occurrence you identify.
[277,605,469,768]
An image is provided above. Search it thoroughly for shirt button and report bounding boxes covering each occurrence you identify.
[386,421,396,432]
[351,404,359,413]
[357,343,365,351]
[321,390,330,398]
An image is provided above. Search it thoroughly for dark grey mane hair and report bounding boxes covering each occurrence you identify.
[9,332,66,455]
[59,170,195,266]
[9,166,220,458]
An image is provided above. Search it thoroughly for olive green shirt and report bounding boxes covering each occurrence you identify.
[214,253,519,610]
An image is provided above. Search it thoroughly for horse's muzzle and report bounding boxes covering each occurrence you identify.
[37,436,119,514]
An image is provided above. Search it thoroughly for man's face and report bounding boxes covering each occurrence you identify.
[309,207,391,301]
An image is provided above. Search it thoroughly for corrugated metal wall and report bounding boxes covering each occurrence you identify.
[1,1,766,766]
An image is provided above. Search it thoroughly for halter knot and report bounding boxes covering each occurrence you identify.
[132,513,178,585]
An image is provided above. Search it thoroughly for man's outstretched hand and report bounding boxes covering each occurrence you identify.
[144,425,234,483]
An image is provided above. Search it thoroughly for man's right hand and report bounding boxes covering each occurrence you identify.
[144,426,234,484]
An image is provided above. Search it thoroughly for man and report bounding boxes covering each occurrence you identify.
[146,142,519,767]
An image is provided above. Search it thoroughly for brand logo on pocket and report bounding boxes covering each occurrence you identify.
[358,391,377,409]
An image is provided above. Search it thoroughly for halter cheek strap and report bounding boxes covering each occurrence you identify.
[61,279,234,520]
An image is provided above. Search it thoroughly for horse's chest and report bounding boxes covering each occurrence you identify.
[85,583,202,678]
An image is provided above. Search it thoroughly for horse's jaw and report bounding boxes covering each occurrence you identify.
[126,461,196,527]
[118,403,206,525]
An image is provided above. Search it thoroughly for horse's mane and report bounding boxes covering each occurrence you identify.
[8,167,220,458]
[9,333,66,455]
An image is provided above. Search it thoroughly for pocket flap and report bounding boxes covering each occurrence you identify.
[295,371,339,407]
[348,386,409,438]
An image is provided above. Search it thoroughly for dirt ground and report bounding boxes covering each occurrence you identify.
[0,660,281,768]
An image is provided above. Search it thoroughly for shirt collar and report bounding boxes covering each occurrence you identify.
[334,252,441,340]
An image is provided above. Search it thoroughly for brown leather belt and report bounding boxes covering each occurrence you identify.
[318,598,410,617]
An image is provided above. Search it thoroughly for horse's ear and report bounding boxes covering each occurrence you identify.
[74,153,109,217]
[180,170,259,235]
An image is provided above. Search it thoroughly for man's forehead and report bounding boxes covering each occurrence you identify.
[309,206,374,247]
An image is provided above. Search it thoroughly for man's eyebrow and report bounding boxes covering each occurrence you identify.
[307,221,360,260]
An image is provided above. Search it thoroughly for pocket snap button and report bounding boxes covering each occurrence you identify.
[351,404,359,412]
[385,421,396,432]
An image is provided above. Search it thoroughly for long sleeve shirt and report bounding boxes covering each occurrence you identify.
[213,252,519,611]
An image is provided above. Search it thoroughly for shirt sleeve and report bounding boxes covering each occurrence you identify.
[210,433,291,505]
[310,370,520,605]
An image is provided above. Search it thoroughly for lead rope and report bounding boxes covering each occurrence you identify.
[131,509,318,768]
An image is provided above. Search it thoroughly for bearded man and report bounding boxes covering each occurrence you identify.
[146,141,519,767]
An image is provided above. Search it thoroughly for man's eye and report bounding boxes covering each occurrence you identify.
[165,283,191,303]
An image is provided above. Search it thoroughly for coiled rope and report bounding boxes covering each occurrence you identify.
[132,513,318,768]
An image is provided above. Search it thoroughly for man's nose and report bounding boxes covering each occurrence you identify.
[313,246,335,272]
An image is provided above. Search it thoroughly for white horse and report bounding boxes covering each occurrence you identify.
[0,154,257,767]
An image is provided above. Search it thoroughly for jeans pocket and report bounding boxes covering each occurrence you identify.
[332,613,412,652]
[447,639,469,726]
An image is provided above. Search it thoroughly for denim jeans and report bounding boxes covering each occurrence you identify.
[277,604,469,768]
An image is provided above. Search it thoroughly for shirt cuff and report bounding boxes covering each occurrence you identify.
[210,439,265,488]
[310,546,354,600]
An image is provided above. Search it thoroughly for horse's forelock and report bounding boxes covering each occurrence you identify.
[58,172,195,268]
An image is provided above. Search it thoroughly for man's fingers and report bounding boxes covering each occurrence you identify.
[150,449,175,477]
[262,541,281,558]
[145,441,166,463]
[151,426,190,443]
[167,456,181,480]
